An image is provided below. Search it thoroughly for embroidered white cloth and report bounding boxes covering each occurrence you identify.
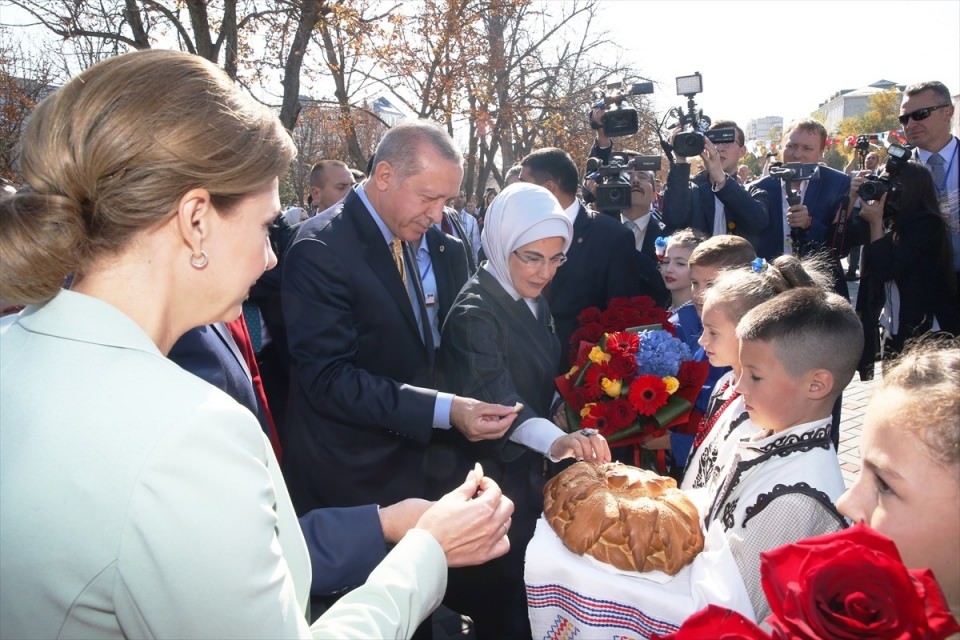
[525,493,754,640]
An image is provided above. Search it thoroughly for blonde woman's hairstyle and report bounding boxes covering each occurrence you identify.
[882,337,960,467]
[0,49,295,305]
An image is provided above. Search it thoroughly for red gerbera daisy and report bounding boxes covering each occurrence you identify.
[627,374,670,416]
[581,402,611,435]
[582,364,610,401]
[606,331,640,357]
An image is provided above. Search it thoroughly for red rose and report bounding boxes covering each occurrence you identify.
[599,307,628,331]
[607,296,632,309]
[761,524,960,640]
[605,397,637,431]
[627,374,669,416]
[607,352,638,380]
[576,306,602,326]
[578,322,605,345]
[628,295,656,309]
[606,330,640,357]
[653,605,770,640]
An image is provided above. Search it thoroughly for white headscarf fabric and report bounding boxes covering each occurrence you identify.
[480,182,573,301]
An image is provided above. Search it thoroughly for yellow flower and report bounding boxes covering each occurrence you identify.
[565,365,580,379]
[580,403,597,418]
[588,346,611,364]
[601,377,622,398]
[663,376,680,394]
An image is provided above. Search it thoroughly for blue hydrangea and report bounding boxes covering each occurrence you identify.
[635,329,691,378]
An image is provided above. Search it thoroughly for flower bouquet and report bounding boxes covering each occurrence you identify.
[653,524,960,640]
[555,297,710,449]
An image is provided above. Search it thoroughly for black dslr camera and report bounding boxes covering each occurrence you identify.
[858,144,912,201]
[591,80,655,138]
[587,153,660,211]
[667,72,736,157]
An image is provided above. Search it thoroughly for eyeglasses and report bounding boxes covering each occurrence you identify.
[899,104,950,126]
[512,250,567,268]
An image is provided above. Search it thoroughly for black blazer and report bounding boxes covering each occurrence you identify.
[280,189,466,513]
[661,162,769,252]
[546,204,668,368]
[857,210,959,374]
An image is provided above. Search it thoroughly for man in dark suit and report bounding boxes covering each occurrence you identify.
[590,112,769,253]
[519,147,669,370]
[660,120,770,251]
[752,119,852,297]
[281,120,517,515]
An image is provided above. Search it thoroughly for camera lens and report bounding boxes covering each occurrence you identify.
[858,179,887,201]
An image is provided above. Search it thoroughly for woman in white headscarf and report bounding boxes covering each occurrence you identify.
[433,182,610,640]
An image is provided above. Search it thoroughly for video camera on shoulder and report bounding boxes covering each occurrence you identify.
[857,143,911,201]
[591,80,654,138]
[666,72,736,158]
[586,153,661,211]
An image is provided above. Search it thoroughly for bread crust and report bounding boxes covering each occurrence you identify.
[543,462,704,575]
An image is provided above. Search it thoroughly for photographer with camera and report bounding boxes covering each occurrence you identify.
[843,147,881,281]
[585,152,665,260]
[752,119,853,295]
[591,74,769,252]
[855,159,958,373]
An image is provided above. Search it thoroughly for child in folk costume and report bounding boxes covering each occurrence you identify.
[702,287,862,620]
[838,339,960,624]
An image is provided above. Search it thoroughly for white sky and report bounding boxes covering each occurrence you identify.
[592,0,960,131]
[4,0,959,138]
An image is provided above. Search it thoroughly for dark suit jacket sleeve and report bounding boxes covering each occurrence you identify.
[299,505,387,597]
[282,235,436,442]
[661,162,699,232]
[589,138,612,164]
[714,175,769,234]
[608,223,669,307]
[864,214,940,285]
[806,171,851,248]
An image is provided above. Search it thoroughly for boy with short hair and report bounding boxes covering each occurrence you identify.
[687,234,757,316]
[705,287,863,620]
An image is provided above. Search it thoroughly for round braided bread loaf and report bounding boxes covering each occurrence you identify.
[543,461,704,575]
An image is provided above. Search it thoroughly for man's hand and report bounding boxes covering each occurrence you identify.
[786,203,812,230]
[849,170,870,200]
[591,106,611,148]
[415,469,514,567]
[548,430,611,462]
[450,396,517,441]
[701,138,726,185]
[669,128,688,164]
[378,498,432,544]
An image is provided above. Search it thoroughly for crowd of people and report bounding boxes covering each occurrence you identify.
[0,48,957,639]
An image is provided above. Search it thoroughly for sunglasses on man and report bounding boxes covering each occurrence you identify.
[899,104,950,126]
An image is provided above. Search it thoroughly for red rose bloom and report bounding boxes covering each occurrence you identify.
[652,605,770,640]
[628,295,656,309]
[605,397,637,431]
[606,331,640,357]
[627,374,669,416]
[576,306,602,326]
[607,352,638,380]
[578,322,605,345]
[607,296,632,310]
[761,524,960,640]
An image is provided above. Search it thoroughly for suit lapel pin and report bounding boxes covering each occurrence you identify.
[577,237,584,244]
[439,245,445,252]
